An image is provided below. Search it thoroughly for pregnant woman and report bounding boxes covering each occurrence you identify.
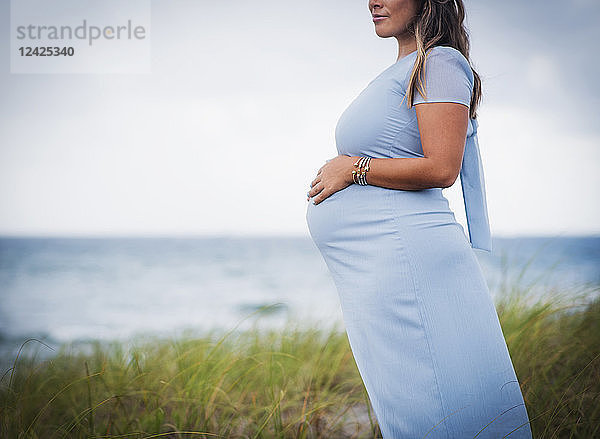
[305,1,532,438]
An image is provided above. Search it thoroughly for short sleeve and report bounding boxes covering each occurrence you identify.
[412,46,474,108]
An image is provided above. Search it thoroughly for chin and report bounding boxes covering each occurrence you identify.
[374,22,403,38]
[375,29,395,38]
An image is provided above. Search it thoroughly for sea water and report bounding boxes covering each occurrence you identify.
[0,235,598,368]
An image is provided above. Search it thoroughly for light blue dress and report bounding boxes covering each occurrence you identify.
[305,46,532,438]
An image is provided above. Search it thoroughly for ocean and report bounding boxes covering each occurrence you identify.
[0,235,598,368]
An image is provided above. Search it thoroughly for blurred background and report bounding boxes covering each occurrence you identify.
[1,0,599,366]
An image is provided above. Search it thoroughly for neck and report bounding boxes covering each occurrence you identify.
[395,35,417,61]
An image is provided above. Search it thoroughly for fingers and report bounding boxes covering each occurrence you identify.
[310,175,321,188]
[308,159,333,203]
[307,182,333,205]
[307,180,324,200]
[311,187,329,205]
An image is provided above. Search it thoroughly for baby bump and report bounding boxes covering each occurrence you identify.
[306,184,391,248]
[306,184,464,249]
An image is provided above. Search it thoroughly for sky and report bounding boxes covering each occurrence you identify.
[0,0,599,237]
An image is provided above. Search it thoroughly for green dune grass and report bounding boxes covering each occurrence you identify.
[1,286,599,438]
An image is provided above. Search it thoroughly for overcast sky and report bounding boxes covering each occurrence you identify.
[0,0,598,237]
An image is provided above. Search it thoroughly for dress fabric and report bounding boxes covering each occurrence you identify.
[305,46,532,438]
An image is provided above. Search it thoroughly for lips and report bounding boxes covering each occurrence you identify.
[372,14,389,22]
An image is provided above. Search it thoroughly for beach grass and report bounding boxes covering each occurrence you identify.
[1,287,599,438]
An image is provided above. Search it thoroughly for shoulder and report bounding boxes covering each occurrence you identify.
[426,45,470,66]
[424,46,474,84]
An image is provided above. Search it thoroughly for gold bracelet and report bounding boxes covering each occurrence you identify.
[352,156,371,186]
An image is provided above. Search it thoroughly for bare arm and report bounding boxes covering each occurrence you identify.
[363,101,469,189]
[308,101,469,204]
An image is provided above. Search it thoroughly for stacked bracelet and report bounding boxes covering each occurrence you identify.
[352,156,372,186]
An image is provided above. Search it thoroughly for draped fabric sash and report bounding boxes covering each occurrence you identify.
[459,118,492,252]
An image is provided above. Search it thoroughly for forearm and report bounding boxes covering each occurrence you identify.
[353,156,456,190]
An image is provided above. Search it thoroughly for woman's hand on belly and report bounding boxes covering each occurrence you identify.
[307,154,356,205]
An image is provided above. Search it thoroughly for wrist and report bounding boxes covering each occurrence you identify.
[348,156,361,184]
[351,156,372,186]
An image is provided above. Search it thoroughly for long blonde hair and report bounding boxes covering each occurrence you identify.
[405,0,481,119]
